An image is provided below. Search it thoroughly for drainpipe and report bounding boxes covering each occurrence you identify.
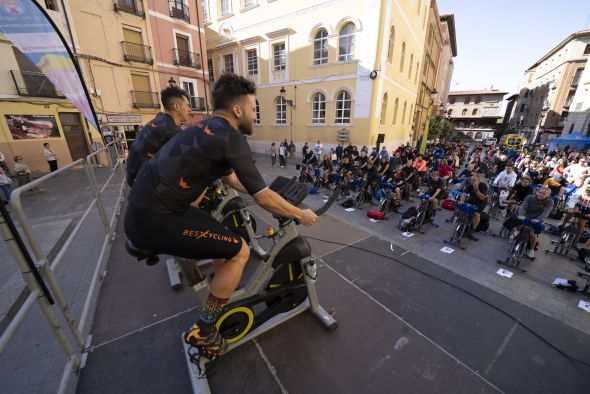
[194,1,210,116]
[60,0,77,55]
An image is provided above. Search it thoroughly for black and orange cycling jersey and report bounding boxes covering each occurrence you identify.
[126,112,182,186]
[128,116,267,214]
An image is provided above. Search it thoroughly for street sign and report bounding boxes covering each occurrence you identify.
[337,129,349,142]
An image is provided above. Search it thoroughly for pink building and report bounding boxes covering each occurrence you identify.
[146,0,210,125]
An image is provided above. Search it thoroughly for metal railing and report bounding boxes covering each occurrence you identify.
[10,70,65,98]
[173,48,202,69]
[114,0,145,17]
[169,1,190,22]
[0,142,127,394]
[122,41,153,64]
[131,90,160,108]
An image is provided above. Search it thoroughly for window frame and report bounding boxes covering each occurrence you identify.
[207,58,215,82]
[399,42,406,73]
[311,92,326,124]
[380,92,388,125]
[221,0,232,17]
[313,28,328,65]
[273,42,286,71]
[202,0,210,23]
[335,90,352,124]
[246,48,258,75]
[254,99,261,124]
[387,25,395,63]
[275,96,287,124]
[338,22,356,62]
[223,53,234,73]
[392,97,399,125]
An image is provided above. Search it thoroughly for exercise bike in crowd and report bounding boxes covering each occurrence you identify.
[444,202,477,249]
[126,176,339,392]
[545,212,590,260]
[498,220,537,272]
[398,192,438,234]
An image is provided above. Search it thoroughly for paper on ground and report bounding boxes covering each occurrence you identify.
[552,278,570,286]
[440,246,454,253]
[496,268,514,278]
[402,232,414,237]
[369,218,380,223]
[578,300,590,313]
[345,208,355,212]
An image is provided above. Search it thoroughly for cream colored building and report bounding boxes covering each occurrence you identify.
[562,55,590,135]
[204,0,438,153]
[434,13,457,114]
[509,29,590,142]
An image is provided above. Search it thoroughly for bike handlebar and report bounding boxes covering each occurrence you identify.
[314,187,341,216]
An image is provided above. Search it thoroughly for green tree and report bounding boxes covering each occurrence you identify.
[427,116,455,141]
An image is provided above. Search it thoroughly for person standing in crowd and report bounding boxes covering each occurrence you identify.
[0,151,9,175]
[288,140,296,162]
[279,142,287,168]
[0,166,13,204]
[270,142,277,167]
[314,140,323,161]
[43,143,58,172]
[336,143,343,161]
[302,142,309,158]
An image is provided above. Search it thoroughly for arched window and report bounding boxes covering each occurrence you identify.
[313,28,328,65]
[335,90,352,123]
[472,108,478,116]
[408,54,413,79]
[447,109,453,116]
[380,93,388,125]
[399,42,406,72]
[464,96,471,104]
[392,97,399,125]
[401,101,407,124]
[338,22,356,61]
[409,103,414,126]
[255,99,260,124]
[461,108,468,116]
[414,62,419,83]
[275,97,286,124]
[387,25,395,63]
[311,92,326,124]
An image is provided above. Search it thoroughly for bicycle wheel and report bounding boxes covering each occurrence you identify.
[354,190,365,208]
[416,210,426,231]
[379,198,390,215]
[488,201,498,219]
[505,240,522,266]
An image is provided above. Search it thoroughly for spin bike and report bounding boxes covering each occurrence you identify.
[126,176,339,393]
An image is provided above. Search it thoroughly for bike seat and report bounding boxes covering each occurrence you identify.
[125,239,160,265]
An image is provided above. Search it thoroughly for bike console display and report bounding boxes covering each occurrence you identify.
[270,176,309,206]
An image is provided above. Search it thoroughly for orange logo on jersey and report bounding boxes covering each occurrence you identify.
[203,126,214,136]
[149,122,157,127]
[146,151,154,158]
[179,177,190,189]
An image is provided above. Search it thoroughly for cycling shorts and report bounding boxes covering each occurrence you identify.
[575,204,590,215]
[124,204,243,260]
[523,218,545,235]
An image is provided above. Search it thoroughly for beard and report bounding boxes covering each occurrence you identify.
[238,116,253,136]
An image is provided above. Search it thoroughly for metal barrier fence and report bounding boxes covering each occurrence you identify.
[0,141,127,393]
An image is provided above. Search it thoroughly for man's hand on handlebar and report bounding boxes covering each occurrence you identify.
[298,209,318,226]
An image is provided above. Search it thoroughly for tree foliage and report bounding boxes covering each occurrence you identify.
[428,116,454,140]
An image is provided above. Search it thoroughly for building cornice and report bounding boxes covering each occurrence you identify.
[266,28,294,39]
[440,14,457,57]
[526,29,590,71]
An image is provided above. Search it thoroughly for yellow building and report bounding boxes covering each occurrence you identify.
[204,0,437,153]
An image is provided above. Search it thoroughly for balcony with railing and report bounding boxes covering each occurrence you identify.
[131,91,160,108]
[173,49,201,69]
[10,70,65,98]
[189,96,206,111]
[169,1,190,23]
[122,41,153,64]
[114,0,145,17]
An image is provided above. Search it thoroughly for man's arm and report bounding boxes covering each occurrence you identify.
[253,188,316,225]
[222,171,248,194]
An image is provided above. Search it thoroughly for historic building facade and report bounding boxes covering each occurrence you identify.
[446,89,507,140]
[203,0,450,152]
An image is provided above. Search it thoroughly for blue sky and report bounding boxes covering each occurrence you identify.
[436,0,590,94]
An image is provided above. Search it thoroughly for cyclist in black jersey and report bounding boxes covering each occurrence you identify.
[126,87,190,186]
[124,74,318,356]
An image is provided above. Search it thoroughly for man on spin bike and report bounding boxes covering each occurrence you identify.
[511,186,553,258]
[124,73,318,356]
[126,86,190,186]
[459,173,489,240]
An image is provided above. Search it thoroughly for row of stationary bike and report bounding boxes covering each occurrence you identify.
[125,176,340,393]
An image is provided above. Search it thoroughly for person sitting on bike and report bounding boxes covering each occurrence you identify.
[493,164,517,189]
[511,186,554,258]
[124,73,318,356]
[302,146,318,182]
[460,173,489,240]
[425,170,446,212]
[437,158,454,187]
[564,157,590,187]
[388,166,406,203]
[320,154,333,187]
[505,175,533,214]
[413,154,428,185]
[561,184,590,249]
[126,86,190,186]
[338,155,355,180]
[401,159,417,195]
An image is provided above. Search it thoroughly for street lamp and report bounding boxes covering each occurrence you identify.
[168,77,176,88]
[279,86,296,141]
[419,89,438,154]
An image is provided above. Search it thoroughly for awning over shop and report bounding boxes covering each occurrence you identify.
[548,131,590,152]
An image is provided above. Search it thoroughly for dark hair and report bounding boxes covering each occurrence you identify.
[160,86,189,111]
[212,73,256,111]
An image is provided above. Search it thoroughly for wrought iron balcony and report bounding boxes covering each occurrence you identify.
[131,91,160,108]
[122,41,153,64]
[173,49,201,69]
[114,0,145,18]
[10,70,65,98]
[189,97,206,111]
[169,1,190,23]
